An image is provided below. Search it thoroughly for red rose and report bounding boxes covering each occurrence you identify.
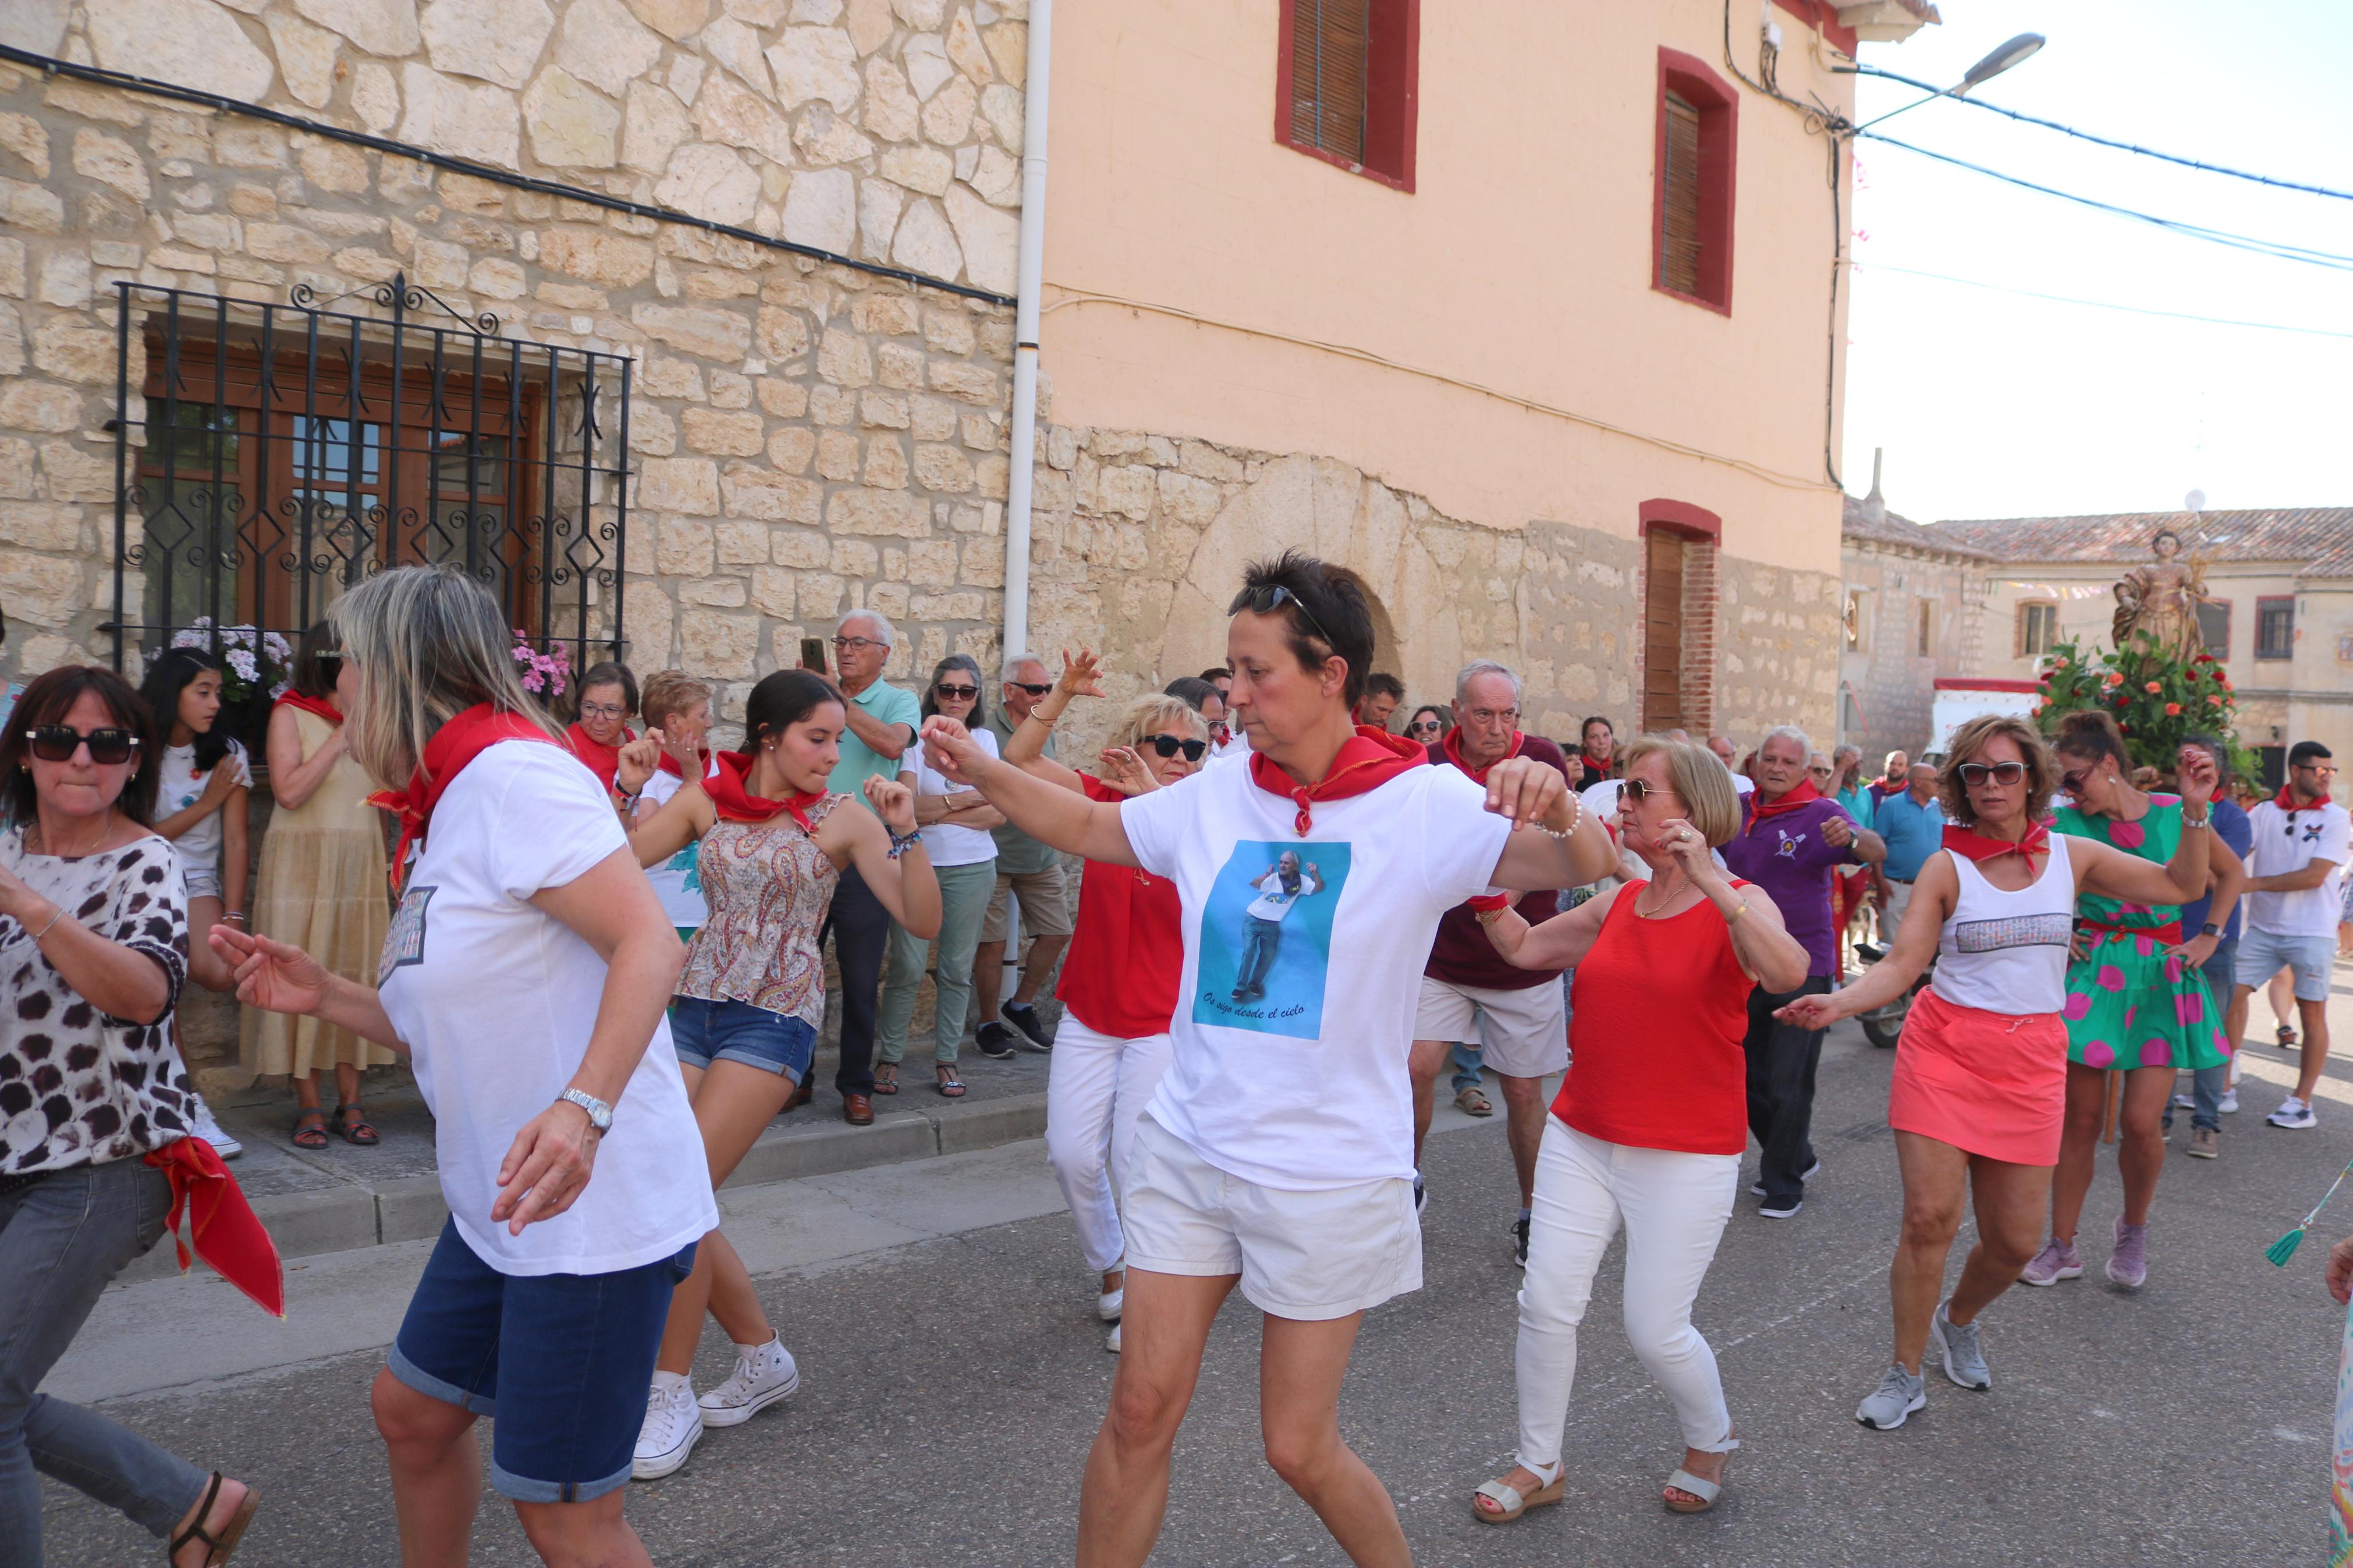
[2208,695,2224,706]
[2144,681,2163,694]
[2183,669,2198,681]
[2165,702,2181,716]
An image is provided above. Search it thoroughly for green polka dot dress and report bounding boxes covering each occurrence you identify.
[2052,797,2231,1072]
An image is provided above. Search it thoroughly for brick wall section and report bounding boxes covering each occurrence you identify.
[1678,537,1719,739]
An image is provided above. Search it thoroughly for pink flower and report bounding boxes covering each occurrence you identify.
[2145,681,2163,694]
[2164,702,2181,716]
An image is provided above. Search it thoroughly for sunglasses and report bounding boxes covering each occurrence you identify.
[1143,734,1208,762]
[933,684,979,701]
[1007,681,1053,697]
[1621,777,1665,804]
[1227,583,1337,649]
[2059,767,2091,795]
[27,724,139,765]
[1408,720,1443,735]
[1958,760,2027,787]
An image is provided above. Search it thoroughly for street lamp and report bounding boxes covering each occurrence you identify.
[1852,33,2047,131]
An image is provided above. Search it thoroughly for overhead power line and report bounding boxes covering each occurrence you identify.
[1858,133,2353,272]
[1848,64,2353,203]
[1848,260,2353,339]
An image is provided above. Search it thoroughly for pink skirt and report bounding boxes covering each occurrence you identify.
[1887,986,2068,1167]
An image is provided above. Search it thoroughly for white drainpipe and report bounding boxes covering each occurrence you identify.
[1000,0,1052,663]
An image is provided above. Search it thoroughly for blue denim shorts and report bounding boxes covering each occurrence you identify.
[387,1222,695,1503]
[669,995,817,1081]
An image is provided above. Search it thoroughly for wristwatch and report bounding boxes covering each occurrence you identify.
[2200,922,2220,937]
[559,1087,613,1133]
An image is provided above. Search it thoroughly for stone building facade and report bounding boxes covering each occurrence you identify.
[1837,488,1993,761]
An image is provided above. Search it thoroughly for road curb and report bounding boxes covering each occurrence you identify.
[118,1090,1052,1283]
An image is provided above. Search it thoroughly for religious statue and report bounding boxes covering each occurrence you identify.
[2111,527,2214,660]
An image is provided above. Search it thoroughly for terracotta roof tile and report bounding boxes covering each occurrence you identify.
[1840,494,1997,559]
[1923,509,2353,579]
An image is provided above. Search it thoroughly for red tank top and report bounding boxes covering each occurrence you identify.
[1055,774,1184,1039]
[1554,880,1754,1156]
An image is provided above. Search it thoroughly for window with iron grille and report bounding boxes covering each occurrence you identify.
[1277,0,1418,189]
[112,278,630,680]
[2255,596,2295,660]
[2016,600,2057,658]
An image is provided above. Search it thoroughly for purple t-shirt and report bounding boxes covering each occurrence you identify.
[1719,795,1861,980]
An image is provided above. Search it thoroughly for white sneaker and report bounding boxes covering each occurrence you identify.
[631,1380,702,1480]
[2219,1089,2240,1114]
[1098,1286,1124,1322]
[2267,1097,2318,1130]
[2170,1091,2195,1110]
[1105,1322,1122,1353]
[189,1098,242,1161]
[696,1340,798,1428]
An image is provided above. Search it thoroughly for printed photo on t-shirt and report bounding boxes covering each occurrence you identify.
[1191,841,1351,1039]
[379,885,435,983]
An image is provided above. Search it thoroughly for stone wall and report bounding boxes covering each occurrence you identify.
[1716,554,1842,751]
[1837,538,1989,760]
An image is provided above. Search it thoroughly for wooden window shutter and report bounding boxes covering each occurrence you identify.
[1659,93,1703,296]
[1290,0,1369,165]
[1644,532,1685,730]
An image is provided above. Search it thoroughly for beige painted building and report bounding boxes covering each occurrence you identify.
[0,0,1936,757]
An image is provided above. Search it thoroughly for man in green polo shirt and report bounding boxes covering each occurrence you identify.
[818,610,922,1124]
[970,652,1074,1057]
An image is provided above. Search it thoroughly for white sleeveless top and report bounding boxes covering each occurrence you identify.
[1931,834,2076,1016]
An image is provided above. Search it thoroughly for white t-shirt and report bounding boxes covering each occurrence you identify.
[2245,797,2352,937]
[904,728,1001,867]
[378,741,717,1277]
[158,739,251,876]
[1118,756,1510,1190]
[640,756,718,930]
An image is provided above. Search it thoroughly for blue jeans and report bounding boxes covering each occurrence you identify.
[1449,1043,1485,1093]
[1,1156,209,1562]
[670,995,818,1082]
[1236,916,1283,995]
[2187,937,2239,1133]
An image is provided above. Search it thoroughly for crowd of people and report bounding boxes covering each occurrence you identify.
[2,551,2350,1567]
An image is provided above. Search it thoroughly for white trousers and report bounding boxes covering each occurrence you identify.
[1043,1015,1175,1274]
[1516,1119,1740,1469]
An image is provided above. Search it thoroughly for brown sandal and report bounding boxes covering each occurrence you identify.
[169,1471,258,1565]
[329,1104,379,1146]
[290,1111,328,1151]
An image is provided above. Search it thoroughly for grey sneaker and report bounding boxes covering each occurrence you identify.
[2106,1219,2149,1289]
[2187,1126,2220,1159]
[2019,1237,2082,1286]
[1856,1364,1926,1430]
[1931,1303,1990,1390]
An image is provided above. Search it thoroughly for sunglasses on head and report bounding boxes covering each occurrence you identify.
[934,683,979,701]
[1227,583,1337,649]
[27,724,139,765]
[1143,734,1208,762]
[1008,681,1053,697]
[1958,760,2027,787]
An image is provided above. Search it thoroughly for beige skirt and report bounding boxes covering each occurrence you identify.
[241,824,396,1078]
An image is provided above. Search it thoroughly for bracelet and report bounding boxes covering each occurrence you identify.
[2179,811,2210,830]
[1474,906,1508,926]
[1538,789,1584,841]
[223,911,248,925]
[29,906,66,944]
[1723,899,1748,925]
[886,826,924,859]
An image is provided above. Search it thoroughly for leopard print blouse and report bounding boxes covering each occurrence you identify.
[0,831,191,1176]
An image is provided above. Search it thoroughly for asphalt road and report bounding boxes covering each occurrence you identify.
[40,991,2353,1567]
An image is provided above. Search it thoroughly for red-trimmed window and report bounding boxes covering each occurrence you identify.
[1654,49,1738,314]
[1276,0,1419,191]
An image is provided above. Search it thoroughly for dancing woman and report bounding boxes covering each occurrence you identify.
[1468,737,1808,1524]
[615,670,940,1480]
[1779,716,2216,1430]
[1000,649,1207,1351]
[2022,710,2244,1290]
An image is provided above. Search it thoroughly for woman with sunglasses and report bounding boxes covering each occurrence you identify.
[242,622,393,1151]
[878,655,1003,1097]
[2019,710,2244,1291]
[1405,705,1450,746]
[1,665,262,1566]
[613,668,939,1479]
[566,662,639,793]
[999,648,1208,1352]
[1777,716,2216,1430]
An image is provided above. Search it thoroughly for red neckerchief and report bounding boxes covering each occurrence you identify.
[273,691,343,726]
[2275,785,2328,817]
[1580,750,1614,779]
[704,751,826,833]
[144,1135,285,1318]
[1440,726,1525,785]
[1744,778,1822,831]
[656,746,712,780]
[1250,725,1426,836]
[1942,822,2050,865]
[367,705,557,889]
[564,721,634,787]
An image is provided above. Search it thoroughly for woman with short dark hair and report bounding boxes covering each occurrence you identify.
[567,660,640,792]
[242,620,393,1150]
[1404,704,1450,746]
[218,568,714,1565]
[1781,714,2218,1431]
[1,664,261,1565]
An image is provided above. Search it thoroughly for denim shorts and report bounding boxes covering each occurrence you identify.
[669,995,817,1081]
[387,1222,695,1503]
[2235,927,2339,1003]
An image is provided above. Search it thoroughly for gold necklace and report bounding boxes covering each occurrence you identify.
[30,808,113,858]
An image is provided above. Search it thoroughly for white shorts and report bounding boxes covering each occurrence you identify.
[2236,927,2338,1004]
[182,864,222,902]
[1414,975,1568,1079]
[1882,880,1915,942]
[1121,1115,1421,1321]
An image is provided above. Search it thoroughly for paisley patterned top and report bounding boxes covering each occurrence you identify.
[674,795,845,1026]
[0,832,192,1175]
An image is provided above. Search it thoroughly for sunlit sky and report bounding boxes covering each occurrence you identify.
[1840,0,2353,524]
